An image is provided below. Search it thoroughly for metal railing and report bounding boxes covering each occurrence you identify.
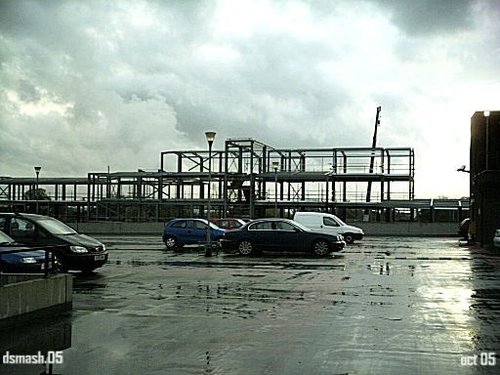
[0,246,59,281]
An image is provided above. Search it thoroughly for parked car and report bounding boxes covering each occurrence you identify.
[0,230,54,273]
[221,218,345,256]
[0,213,108,273]
[163,218,226,250]
[494,229,500,248]
[211,218,247,230]
[293,212,364,244]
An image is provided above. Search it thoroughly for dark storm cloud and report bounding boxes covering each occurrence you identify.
[371,0,474,36]
[0,0,498,197]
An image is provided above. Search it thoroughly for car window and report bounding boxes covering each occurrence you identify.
[38,218,77,235]
[323,217,339,227]
[231,220,243,228]
[194,221,207,230]
[249,222,273,230]
[171,220,187,229]
[275,222,295,231]
[10,218,36,238]
[0,230,14,243]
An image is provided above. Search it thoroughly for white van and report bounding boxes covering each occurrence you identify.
[293,212,364,244]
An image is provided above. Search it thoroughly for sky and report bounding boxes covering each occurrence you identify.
[1,0,499,199]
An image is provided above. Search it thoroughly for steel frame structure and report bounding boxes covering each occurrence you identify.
[0,138,467,222]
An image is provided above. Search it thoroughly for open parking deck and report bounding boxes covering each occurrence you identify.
[1,236,500,374]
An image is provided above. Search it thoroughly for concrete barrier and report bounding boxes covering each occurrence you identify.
[0,274,73,322]
[359,222,458,236]
[68,221,459,237]
[69,222,165,235]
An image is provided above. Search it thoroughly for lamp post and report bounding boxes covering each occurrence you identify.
[272,161,279,217]
[34,166,41,213]
[205,131,216,257]
[325,164,335,212]
[484,110,490,170]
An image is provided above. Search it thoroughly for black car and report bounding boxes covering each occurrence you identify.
[221,218,345,256]
[0,213,108,273]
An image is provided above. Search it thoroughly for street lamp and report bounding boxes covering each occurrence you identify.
[34,166,41,213]
[205,131,216,256]
[325,164,335,212]
[484,110,490,170]
[272,161,279,217]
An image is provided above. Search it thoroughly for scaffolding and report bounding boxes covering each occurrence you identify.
[0,138,468,222]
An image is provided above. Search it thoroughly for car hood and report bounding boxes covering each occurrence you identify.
[341,225,364,234]
[302,229,343,240]
[55,233,103,247]
[0,246,46,259]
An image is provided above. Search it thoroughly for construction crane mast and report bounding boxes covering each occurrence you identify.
[365,106,382,204]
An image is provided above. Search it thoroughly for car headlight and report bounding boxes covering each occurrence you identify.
[70,245,89,253]
[21,257,37,264]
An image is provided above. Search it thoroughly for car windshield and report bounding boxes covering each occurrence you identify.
[291,220,311,232]
[0,230,15,243]
[334,217,347,226]
[209,222,221,230]
[38,218,78,235]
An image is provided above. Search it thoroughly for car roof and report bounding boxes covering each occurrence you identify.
[0,213,49,221]
[248,218,295,223]
[169,218,210,223]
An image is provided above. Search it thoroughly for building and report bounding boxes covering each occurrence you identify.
[0,138,468,224]
[470,111,500,247]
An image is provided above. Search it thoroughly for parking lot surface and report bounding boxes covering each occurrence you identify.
[1,236,500,374]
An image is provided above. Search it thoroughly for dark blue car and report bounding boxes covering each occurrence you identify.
[163,218,225,250]
[0,230,53,273]
[221,218,345,256]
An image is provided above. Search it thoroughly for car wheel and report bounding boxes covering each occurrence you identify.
[238,240,255,255]
[164,236,178,250]
[312,240,331,256]
[343,233,355,244]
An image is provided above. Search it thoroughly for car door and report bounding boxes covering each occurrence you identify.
[192,220,209,244]
[247,221,278,250]
[322,216,341,236]
[8,217,57,247]
[274,221,302,251]
[169,220,189,243]
[8,217,39,246]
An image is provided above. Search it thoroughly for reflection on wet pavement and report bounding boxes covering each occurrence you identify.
[1,236,499,374]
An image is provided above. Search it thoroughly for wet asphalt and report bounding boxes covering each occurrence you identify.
[1,236,500,374]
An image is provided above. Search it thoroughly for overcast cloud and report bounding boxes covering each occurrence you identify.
[1,0,499,198]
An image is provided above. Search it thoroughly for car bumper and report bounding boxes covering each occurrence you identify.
[331,240,346,252]
[60,252,108,271]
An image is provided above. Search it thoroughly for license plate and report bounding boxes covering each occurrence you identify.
[94,255,106,261]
